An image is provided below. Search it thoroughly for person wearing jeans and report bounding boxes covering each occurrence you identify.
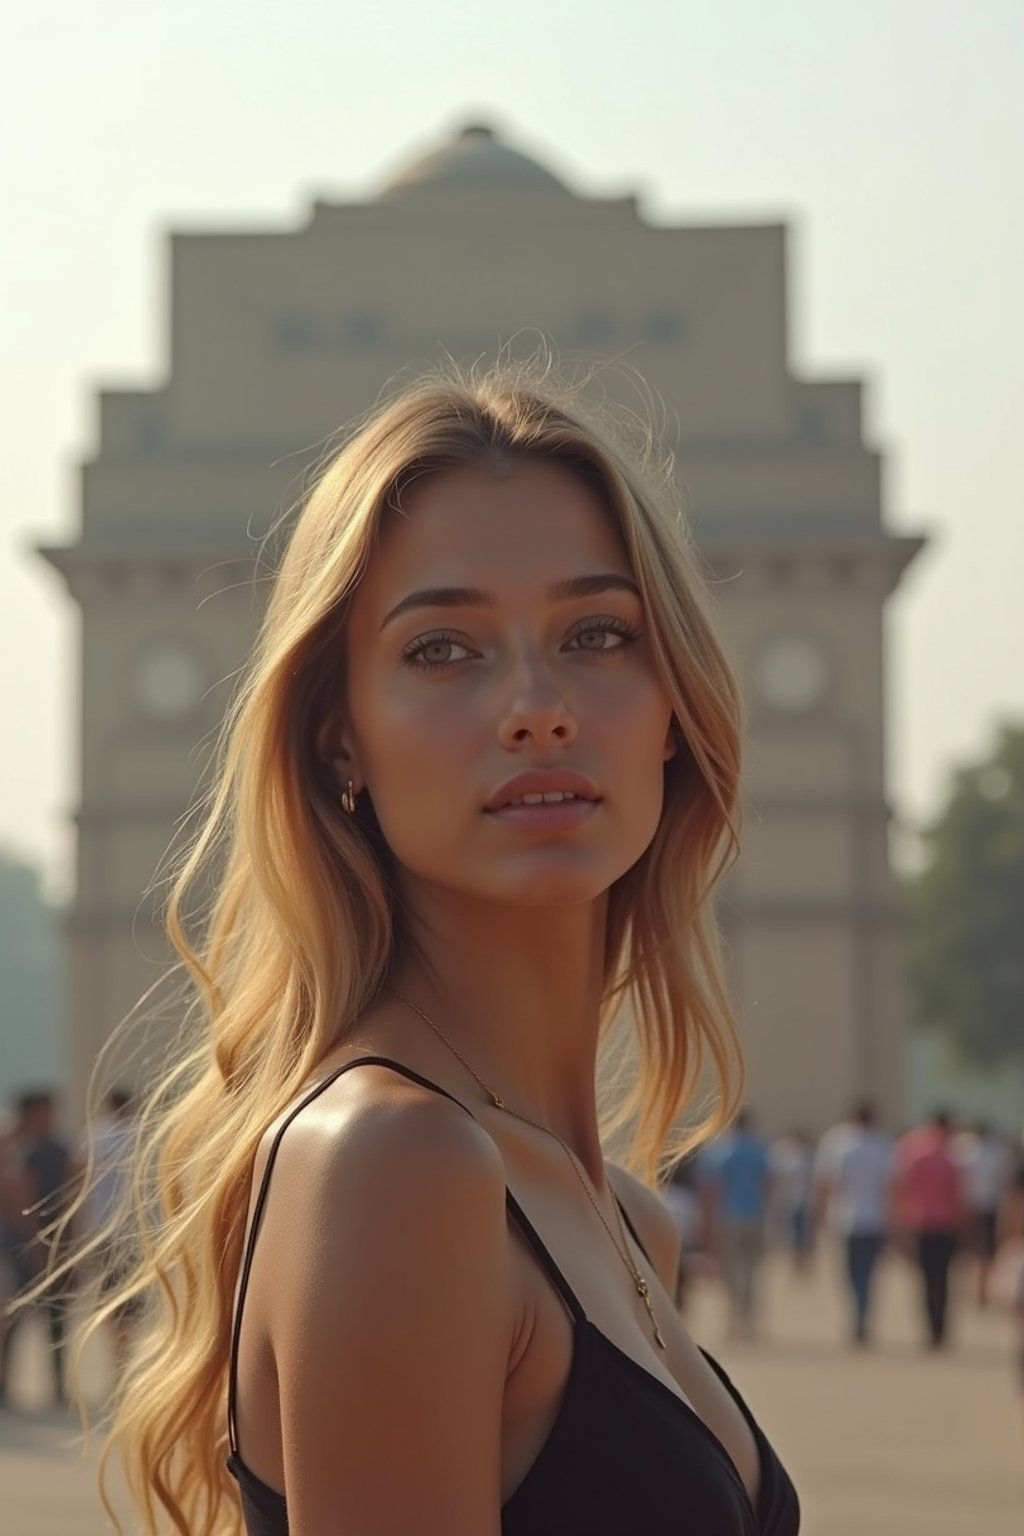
[814,1102,894,1346]
[698,1108,772,1341]
[845,1230,887,1340]
[892,1110,968,1349]
[0,1091,77,1409]
[916,1230,959,1345]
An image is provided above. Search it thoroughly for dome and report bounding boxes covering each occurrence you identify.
[380,122,573,199]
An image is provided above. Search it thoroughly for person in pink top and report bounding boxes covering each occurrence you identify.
[891,1109,969,1349]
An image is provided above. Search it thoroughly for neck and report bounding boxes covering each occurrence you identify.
[387,884,612,1184]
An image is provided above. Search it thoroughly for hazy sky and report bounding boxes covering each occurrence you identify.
[3,0,1022,900]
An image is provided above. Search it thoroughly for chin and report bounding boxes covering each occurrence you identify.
[476,852,628,908]
[498,877,608,908]
[399,836,646,909]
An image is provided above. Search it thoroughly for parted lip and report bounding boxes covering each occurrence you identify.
[484,769,601,812]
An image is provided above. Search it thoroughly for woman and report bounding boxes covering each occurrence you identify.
[27,360,800,1534]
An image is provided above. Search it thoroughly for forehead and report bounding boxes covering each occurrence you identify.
[355,461,631,620]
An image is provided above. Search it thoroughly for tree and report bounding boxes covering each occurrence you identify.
[907,722,1024,1070]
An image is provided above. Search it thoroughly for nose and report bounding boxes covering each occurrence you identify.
[496,658,578,749]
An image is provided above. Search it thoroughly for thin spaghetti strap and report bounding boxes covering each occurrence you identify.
[335,1061,588,1326]
[612,1190,653,1267]
[504,1188,587,1325]
[502,1189,648,1327]
[227,1054,478,1456]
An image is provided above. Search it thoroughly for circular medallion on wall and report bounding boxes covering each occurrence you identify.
[753,634,831,713]
[130,643,206,723]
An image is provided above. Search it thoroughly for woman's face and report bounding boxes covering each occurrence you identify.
[333,460,677,907]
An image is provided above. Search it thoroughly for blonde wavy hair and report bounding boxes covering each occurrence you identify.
[18,355,744,1535]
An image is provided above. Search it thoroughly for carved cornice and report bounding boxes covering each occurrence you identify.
[35,545,260,604]
[700,533,927,595]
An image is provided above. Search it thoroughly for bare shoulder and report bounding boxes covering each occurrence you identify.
[251,1061,503,1210]
[264,1060,505,1187]
[261,1065,512,1333]
[606,1160,682,1293]
[260,1071,511,1535]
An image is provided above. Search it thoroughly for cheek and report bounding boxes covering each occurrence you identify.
[607,680,674,824]
[367,687,484,772]
[598,672,673,759]
[352,680,483,840]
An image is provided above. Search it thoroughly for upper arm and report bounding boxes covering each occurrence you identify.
[269,1094,512,1536]
[607,1163,683,1295]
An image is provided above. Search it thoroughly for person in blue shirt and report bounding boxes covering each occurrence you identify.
[698,1109,774,1341]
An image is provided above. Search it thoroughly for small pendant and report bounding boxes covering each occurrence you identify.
[636,1276,667,1349]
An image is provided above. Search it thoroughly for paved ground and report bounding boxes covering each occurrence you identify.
[2,1240,1022,1533]
[689,1244,1024,1536]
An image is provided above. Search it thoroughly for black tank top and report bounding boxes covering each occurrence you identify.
[226,1056,800,1535]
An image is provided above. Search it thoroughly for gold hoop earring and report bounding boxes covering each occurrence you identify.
[341,780,357,815]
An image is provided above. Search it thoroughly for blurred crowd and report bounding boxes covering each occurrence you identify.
[0,1086,138,1410]
[2,1084,1024,1416]
[667,1104,1024,1383]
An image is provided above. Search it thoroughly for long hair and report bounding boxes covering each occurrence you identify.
[19,354,743,1535]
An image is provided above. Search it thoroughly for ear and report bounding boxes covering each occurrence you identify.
[663,720,680,763]
[316,710,361,792]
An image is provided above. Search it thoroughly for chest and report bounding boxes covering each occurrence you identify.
[501,1230,762,1511]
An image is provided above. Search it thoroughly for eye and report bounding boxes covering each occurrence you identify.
[565,617,641,654]
[400,631,476,671]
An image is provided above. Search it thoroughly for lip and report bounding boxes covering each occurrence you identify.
[483,768,601,813]
[486,797,600,833]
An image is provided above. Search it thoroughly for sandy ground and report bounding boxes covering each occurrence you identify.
[2,1238,1021,1534]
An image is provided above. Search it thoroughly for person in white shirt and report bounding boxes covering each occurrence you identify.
[768,1129,816,1276]
[953,1120,1014,1307]
[77,1088,142,1376]
[813,1102,895,1346]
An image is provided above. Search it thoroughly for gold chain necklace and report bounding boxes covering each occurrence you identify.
[388,987,666,1350]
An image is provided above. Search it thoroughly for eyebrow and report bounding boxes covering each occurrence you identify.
[379,572,642,631]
